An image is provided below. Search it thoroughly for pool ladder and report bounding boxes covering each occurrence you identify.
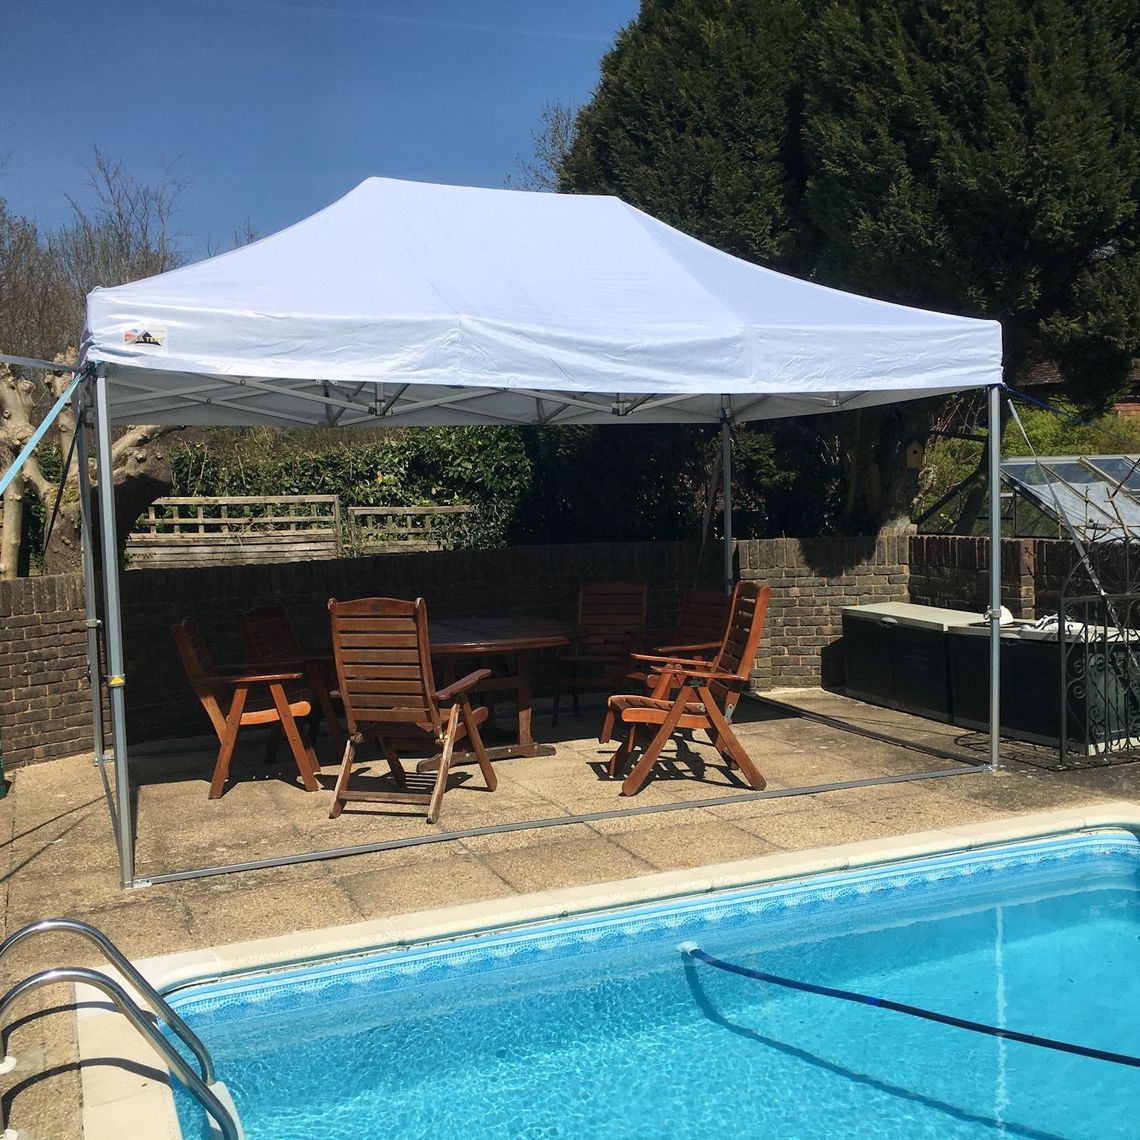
[0,918,242,1140]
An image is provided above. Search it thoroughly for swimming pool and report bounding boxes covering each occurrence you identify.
[162,827,1140,1139]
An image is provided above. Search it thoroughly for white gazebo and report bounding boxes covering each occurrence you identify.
[13,177,1005,887]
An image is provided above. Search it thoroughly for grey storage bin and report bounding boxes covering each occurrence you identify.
[842,603,984,723]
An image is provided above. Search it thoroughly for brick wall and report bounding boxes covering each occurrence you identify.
[737,531,911,688]
[0,576,93,769]
[906,535,1127,617]
[0,532,1108,768]
[0,541,716,765]
[120,541,717,743]
[907,535,1039,617]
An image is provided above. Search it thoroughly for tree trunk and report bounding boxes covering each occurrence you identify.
[0,479,23,579]
[0,359,184,576]
[835,402,933,533]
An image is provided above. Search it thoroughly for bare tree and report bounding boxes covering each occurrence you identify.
[232,216,260,247]
[49,148,187,327]
[0,201,71,369]
[0,151,188,577]
[507,102,578,191]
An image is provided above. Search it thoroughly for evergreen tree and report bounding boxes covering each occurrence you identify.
[559,0,1140,528]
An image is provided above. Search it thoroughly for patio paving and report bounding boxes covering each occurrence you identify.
[3,687,1140,1138]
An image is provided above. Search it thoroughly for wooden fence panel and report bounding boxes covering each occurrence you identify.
[347,505,475,553]
[124,497,474,567]
[126,495,341,567]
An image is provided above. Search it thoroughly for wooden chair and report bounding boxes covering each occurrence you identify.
[327,596,497,823]
[618,588,731,691]
[238,603,345,752]
[600,581,772,796]
[552,581,648,725]
[170,618,319,799]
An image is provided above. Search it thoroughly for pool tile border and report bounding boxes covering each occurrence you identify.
[78,802,1140,1140]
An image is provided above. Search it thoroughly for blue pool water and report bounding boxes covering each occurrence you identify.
[169,832,1140,1139]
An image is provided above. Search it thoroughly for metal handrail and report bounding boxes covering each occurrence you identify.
[1,967,240,1140]
[0,917,214,1083]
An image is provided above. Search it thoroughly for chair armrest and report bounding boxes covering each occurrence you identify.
[674,668,745,684]
[630,652,710,668]
[435,667,493,703]
[202,669,306,685]
[652,640,720,656]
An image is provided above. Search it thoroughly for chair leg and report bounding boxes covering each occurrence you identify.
[305,660,345,753]
[701,686,765,791]
[262,722,282,765]
[599,703,617,744]
[269,683,319,791]
[460,697,497,791]
[607,724,639,778]
[427,705,461,823]
[209,687,249,800]
[329,735,358,819]
[620,694,691,797]
[552,682,561,726]
[379,737,408,787]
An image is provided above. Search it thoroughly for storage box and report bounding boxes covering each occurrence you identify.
[841,603,984,723]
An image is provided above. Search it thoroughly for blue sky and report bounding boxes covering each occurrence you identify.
[1,0,638,255]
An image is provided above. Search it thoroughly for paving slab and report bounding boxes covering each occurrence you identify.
[334,851,515,916]
[608,818,779,870]
[478,834,654,893]
[733,800,908,850]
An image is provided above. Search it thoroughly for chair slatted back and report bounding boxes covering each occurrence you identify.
[239,604,301,662]
[171,619,230,740]
[328,597,439,734]
[673,589,731,646]
[709,581,772,709]
[577,581,648,661]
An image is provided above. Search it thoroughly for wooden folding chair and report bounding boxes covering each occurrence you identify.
[327,596,497,823]
[618,588,731,691]
[170,618,319,799]
[238,603,345,752]
[552,581,648,724]
[600,581,772,796]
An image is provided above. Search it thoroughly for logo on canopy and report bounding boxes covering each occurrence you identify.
[123,325,166,348]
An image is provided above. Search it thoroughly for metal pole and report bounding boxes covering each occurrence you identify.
[721,403,733,594]
[74,381,105,766]
[988,383,1002,770]
[77,379,119,836]
[93,368,134,886]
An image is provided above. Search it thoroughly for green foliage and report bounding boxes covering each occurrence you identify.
[729,422,844,536]
[505,421,838,543]
[168,420,832,549]
[804,0,1140,407]
[173,426,532,549]
[558,0,1140,531]
[508,424,710,543]
[1001,403,1140,459]
[14,441,61,573]
[564,0,1140,406]
[917,402,1140,528]
[174,426,531,507]
[561,0,811,267]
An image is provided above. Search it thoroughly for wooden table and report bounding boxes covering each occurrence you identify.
[427,617,576,763]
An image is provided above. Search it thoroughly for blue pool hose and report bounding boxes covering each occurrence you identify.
[679,943,1140,1070]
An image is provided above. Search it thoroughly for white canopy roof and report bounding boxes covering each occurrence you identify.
[81,177,1002,427]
